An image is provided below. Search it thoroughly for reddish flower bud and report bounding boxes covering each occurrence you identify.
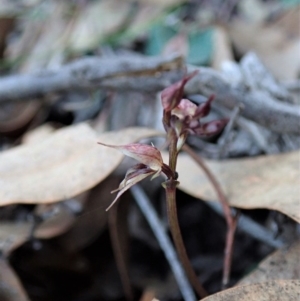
[193,119,228,136]
[161,71,198,112]
[172,98,197,120]
[193,94,215,119]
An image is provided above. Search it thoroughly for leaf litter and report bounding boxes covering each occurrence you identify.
[0,1,299,300]
[0,124,161,205]
[170,150,300,222]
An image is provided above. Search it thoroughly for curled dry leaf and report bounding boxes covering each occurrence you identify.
[165,151,300,222]
[0,258,30,301]
[0,123,161,206]
[239,240,300,285]
[202,280,300,301]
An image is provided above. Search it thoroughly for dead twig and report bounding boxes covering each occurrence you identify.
[108,201,133,301]
[182,144,238,289]
[0,55,184,103]
[186,58,300,134]
[1,51,298,134]
[131,185,197,301]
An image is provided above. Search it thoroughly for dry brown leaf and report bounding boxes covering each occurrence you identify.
[0,258,30,301]
[239,240,300,285]
[168,151,300,222]
[8,1,71,71]
[69,0,132,53]
[0,101,40,134]
[202,280,300,301]
[0,222,32,255]
[229,7,300,80]
[0,123,161,206]
[34,192,89,239]
[212,26,234,70]
[56,177,120,252]
[22,123,56,144]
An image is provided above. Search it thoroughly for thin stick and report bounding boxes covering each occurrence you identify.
[183,144,238,288]
[131,185,197,301]
[108,203,133,301]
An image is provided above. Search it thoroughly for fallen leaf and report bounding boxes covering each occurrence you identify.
[22,123,56,144]
[212,26,234,70]
[239,240,300,285]
[34,192,89,239]
[0,258,30,301]
[56,177,120,252]
[0,222,31,255]
[8,1,71,71]
[202,280,300,301]
[167,151,300,222]
[0,123,161,205]
[0,101,40,135]
[229,7,300,80]
[69,0,132,53]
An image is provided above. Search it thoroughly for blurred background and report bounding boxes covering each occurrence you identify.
[0,1,299,301]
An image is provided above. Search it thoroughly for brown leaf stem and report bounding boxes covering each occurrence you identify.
[182,144,238,289]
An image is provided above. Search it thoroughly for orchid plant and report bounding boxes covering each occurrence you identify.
[98,71,228,298]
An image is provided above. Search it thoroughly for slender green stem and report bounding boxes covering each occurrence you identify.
[165,180,208,299]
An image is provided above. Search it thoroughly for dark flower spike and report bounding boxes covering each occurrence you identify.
[192,119,228,136]
[193,94,215,119]
[161,70,198,112]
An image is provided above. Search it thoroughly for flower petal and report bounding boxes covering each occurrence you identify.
[98,142,163,171]
[161,71,198,112]
[193,119,228,136]
[193,94,215,119]
[172,98,198,120]
[106,170,154,211]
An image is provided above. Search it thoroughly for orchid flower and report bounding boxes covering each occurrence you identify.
[97,142,173,210]
[161,72,228,151]
[161,70,198,112]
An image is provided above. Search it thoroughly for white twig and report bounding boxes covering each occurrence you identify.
[131,185,196,301]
